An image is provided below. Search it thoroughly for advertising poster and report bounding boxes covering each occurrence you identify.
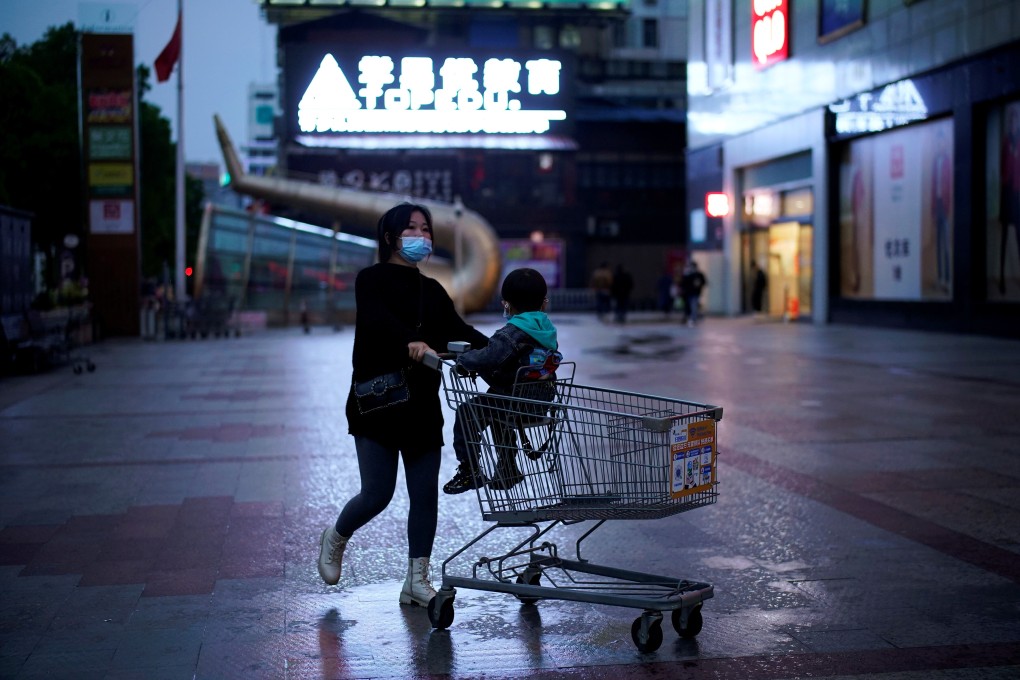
[819,0,866,44]
[88,126,132,160]
[705,0,733,90]
[500,239,564,289]
[669,419,716,501]
[985,100,1020,301]
[838,140,874,298]
[838,118,953,301]
[872,127,923,299]
[89,199,134,234]
[919,119,953,298]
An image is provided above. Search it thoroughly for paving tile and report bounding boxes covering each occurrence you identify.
[1,318,1020,679]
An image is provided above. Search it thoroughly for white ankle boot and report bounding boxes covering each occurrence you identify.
[317,526,349,586]
[399,556,437,607]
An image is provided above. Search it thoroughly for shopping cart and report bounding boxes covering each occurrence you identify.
[424,345,723,652]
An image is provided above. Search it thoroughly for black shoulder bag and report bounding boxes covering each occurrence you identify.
[352,274,422,415]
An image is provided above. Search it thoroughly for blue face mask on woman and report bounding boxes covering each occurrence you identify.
[398,236,432,263]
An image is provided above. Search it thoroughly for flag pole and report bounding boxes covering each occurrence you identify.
[174,0,185,303]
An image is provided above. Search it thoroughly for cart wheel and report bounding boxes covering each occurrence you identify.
[515,572,542,605]
[672,606,703,639]
[73,364,83,375]
[86,361,96,373]
[631,614,663,653]
[428,594,455,629]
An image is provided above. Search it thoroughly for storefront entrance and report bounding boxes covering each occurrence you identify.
[741,188,814,320]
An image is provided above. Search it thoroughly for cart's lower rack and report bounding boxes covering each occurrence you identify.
[428,520,714,652]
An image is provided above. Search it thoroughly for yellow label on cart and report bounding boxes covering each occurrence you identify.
[669,419,716,500]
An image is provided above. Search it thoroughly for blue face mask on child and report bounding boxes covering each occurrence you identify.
[502,303,513,321]
[398,236,432,263]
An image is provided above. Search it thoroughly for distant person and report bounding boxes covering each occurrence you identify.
[750,261,767,314]
[657,270,676,319]
[443,268,562,495]
[1000,104,1020,295]
[610,264,634,324]
[680,260,707,327]
[589,262,613,321]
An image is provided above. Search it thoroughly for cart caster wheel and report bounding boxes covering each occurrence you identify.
[428,594,455,629]
[86,362,96,373]
[515,572,542,605]
[73,364,83,375]
[631,613,663,653]
[672,606,703,639]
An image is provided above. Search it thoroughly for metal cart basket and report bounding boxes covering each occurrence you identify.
[426,349,723,652]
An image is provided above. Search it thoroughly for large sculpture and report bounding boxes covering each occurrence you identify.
[213,114,501,312]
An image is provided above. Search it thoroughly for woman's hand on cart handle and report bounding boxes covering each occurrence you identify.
[407,341,435,362]
[421,351,456,371]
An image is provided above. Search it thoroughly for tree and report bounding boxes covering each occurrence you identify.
[0,23,82,288]
[0,24,204,293]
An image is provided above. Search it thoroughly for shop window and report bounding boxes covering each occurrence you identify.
[612,22,627,49]
[986,99,1020,302]
[837,117,954,301]
[534,25,555,50]
[559,25,581,49]
[642,19,659,49]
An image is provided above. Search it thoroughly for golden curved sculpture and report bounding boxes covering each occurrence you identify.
[213,114,501,312]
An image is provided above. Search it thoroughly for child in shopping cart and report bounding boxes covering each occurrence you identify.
[443,267,563,494]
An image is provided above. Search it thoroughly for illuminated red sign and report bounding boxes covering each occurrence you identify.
[752,0,789,70]
[705,192,730,218]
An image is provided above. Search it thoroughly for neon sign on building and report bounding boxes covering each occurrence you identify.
[751,0,788,70]
[296,52,567,136]
[828,79,929,135]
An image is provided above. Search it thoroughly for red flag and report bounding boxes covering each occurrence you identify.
[154,12,181,83]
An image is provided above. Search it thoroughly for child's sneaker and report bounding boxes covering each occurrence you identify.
[443,463,488,495]
[488,454,524,491]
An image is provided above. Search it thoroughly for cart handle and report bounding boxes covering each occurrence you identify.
[422,339,475,371]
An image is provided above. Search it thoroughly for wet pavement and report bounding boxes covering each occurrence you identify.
[1,312,1019,679]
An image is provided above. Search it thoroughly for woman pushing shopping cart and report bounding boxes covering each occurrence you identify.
[424,344,722,653]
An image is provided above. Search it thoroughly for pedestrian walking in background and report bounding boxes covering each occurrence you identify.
[657,270,676,319]
[750,261,767,314]
[681,260,707,327]
[610,264,634,324]
[589,262,613,321]
[317,202,489,608]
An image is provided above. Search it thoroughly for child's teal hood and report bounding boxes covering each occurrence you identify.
[507,311,557,349]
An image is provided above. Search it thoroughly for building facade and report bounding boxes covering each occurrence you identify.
[257,0,689,305]
[686,0,1020,337]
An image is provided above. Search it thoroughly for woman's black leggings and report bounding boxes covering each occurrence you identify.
[335,436,441,558]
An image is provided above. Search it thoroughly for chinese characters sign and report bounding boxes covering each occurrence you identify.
[829,79,928,136]
[751,0,789,70]
[288,49,570,139]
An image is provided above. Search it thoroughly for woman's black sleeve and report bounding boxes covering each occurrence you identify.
[431,280,489,349]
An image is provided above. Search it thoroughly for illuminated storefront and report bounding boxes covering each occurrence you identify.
[686,1,1020,337]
